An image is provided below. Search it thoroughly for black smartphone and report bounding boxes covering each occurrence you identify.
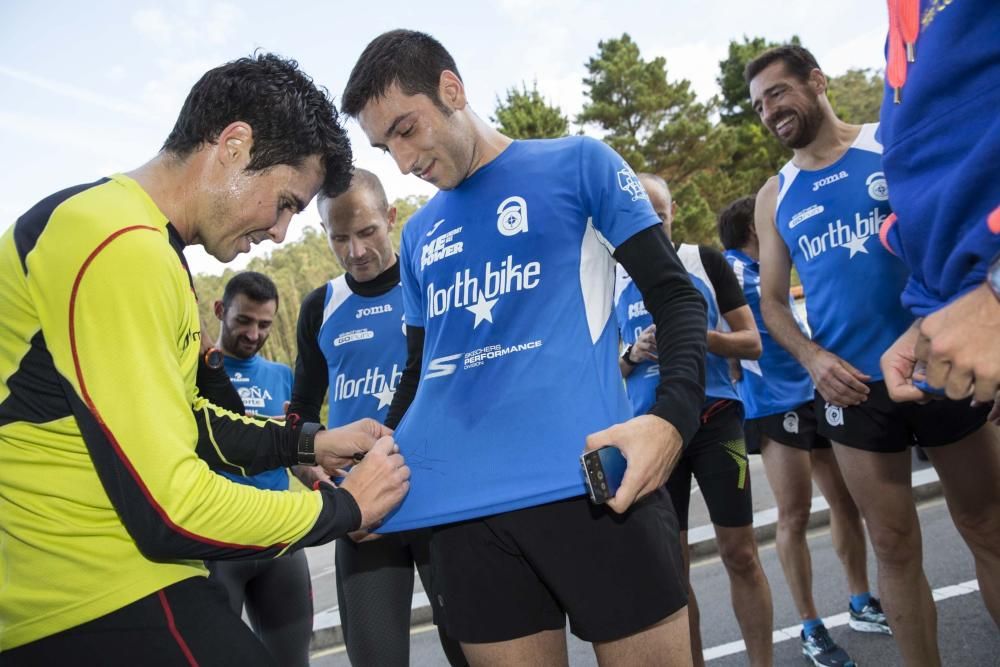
[580,446,627,504]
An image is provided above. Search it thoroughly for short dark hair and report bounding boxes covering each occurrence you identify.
[744,45,821,86]
[342,30,461,117]
[222,271,279,310]
[163,52,353,198]
[717,196,756,250]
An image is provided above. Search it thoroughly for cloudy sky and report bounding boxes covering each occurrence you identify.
[1,0,888,275]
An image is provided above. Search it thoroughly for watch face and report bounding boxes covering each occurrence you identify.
[205,348,225,370]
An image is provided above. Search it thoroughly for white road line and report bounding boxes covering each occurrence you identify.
[704,579,981,662]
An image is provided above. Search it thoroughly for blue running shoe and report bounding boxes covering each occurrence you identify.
[801,626,855,667]
[849,597,892,635]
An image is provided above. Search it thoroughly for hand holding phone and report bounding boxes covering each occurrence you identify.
[580,446,627,504]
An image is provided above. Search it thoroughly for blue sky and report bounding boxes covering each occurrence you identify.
[1,1,887,275]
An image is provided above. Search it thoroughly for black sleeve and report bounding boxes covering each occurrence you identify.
[616,225,707,446]
[195,356,245,415]
[699,245,747,314]
[287,286,328,426]
[385,325,423,430]
[193,401,309,474]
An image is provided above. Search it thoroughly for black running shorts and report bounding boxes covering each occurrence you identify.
[744,401,831,455]
[429,489,687,644]
[666,400,753,530]
[814,380,990,453]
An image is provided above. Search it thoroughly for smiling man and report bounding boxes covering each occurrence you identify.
[341,30,708,666]
[747,44,994,667]
[0,54,411,666]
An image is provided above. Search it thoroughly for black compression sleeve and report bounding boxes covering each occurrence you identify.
[287,286,328,426]
[616,226,707,445]
[195,356,245,415]
[385,326,424,430]
[698,245,747,314]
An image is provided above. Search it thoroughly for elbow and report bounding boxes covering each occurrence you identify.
[748,333,763,360]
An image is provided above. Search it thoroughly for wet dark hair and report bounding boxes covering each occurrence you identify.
[717,196,756,250]
[342,30,461,117]
[222,271,279,310]
[744,44,821,85]
[162,52,353,197]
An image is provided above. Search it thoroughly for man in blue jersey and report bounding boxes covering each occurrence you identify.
[748,45,995,666]
[341,29,709,666]
[719,196,888,666]
[286,169,466,667]
[616,174,772,667]
[205,272,313,667]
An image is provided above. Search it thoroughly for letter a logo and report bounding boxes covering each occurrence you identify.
[497,196,528,236]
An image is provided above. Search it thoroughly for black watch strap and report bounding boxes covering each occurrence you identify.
[297,422,323,466]
[621,345,637,367]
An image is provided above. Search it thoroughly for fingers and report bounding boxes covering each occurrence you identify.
[605,469,640,514]
[369,435,398,456]
[584,426,615,452]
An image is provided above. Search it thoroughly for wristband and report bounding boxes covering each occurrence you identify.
[621,345,637,367]
[297,422,322,465]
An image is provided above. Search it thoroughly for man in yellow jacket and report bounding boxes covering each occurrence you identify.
[0,53,410,666]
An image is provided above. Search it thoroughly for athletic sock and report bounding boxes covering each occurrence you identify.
[850,592,872,612]
[803,618,824,636]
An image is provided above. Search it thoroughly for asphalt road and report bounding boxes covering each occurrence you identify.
[311,496,998,666]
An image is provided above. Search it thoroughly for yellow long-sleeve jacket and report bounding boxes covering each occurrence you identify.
[0,174,359,649]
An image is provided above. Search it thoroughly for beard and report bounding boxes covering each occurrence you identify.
[776,98,825,150]
[219,327,262,359]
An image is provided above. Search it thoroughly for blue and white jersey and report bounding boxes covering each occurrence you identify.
[775,123,911,378]
[724,250,814,419]
[317,275,405,427]
[381,136,661,532]
[218,355,292,491]
[614,243,741,417]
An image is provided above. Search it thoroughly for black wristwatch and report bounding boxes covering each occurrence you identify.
[297,422,323,466]
[203,347,225,370]
[987,254,1000,302]
[621,345,637,367]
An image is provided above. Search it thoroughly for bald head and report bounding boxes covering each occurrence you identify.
[317,167,397,282]
[638,173,674,240]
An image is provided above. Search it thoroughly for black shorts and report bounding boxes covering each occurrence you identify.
[4,577,274,666]
[744,401,831,455]
[666,399,753,530]
[430,490,687,644]
[814,380,990,453]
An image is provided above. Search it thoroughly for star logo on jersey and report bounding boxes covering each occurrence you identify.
[466,290,498,327]
[426,219,446,237]
[844,232,870,258]
[373,385,396,410]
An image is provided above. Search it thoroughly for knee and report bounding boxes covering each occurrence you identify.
[950,506,1000,554]
[719,539,762,577]
[867,520,921,568]
[776,506,811,536]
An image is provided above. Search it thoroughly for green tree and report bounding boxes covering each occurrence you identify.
[491,81,569,139]
[828,68,884,124]
[577,33,730,244]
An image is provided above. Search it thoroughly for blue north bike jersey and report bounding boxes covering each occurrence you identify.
[724,250,814,419]
[382,137,661,532]
[775,123,911,378]
[614,244,739,417]
[218,355,292,491]
[317,276,405,427]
